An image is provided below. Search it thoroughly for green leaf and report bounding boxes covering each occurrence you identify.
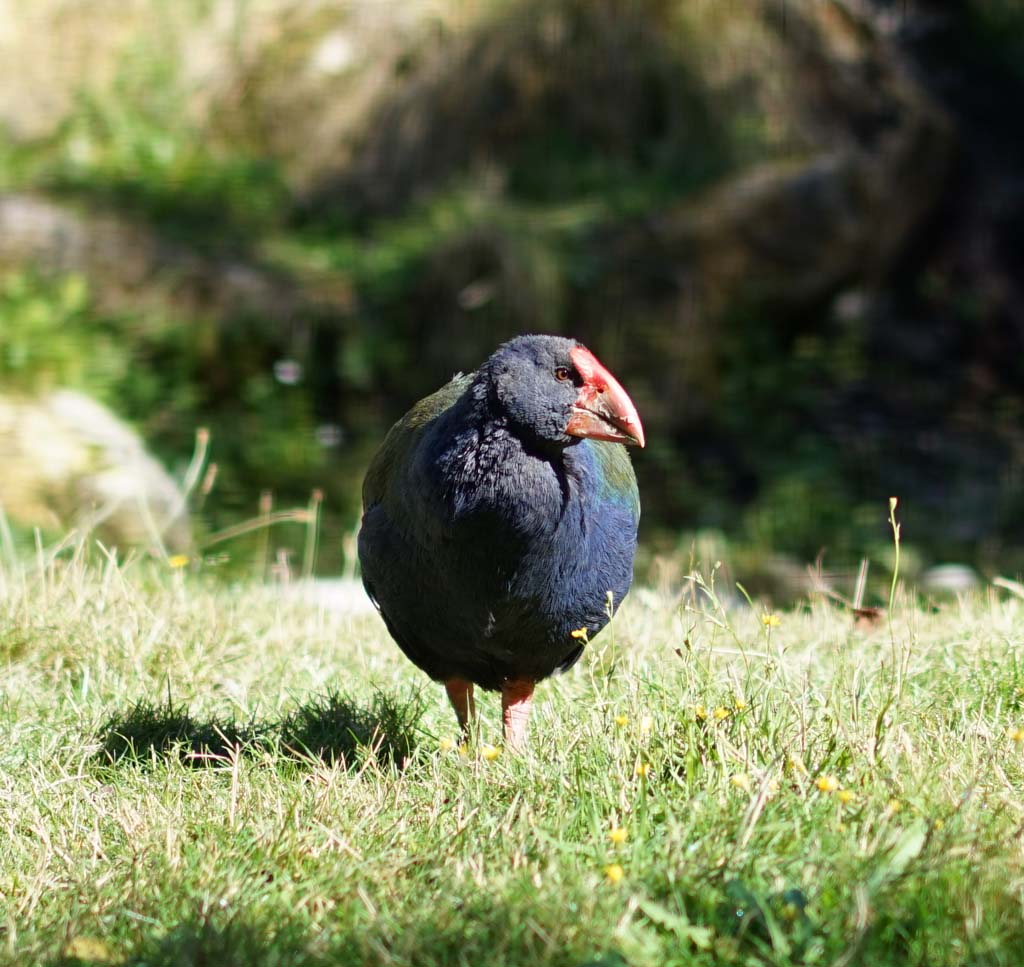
[638,899,714,949]
[869,821,928,891]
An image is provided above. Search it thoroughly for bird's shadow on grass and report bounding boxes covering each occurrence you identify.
[51,915,325,967]
[47,904,632,967]
[95,697,265,767]
[276,688,421,767]
[95,689,423,770]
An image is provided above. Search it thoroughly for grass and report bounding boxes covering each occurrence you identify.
[5,550,1024,966]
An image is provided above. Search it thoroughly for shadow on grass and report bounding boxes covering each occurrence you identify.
[278,689,422,768]
[95,689,422,770]
[48,902,625,967]
[51,915,325,967]
[125,918,321,967]
[96,698,266,766]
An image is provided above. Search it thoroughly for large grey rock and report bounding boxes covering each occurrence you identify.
[0,389,191,552]
[0,194,308,321]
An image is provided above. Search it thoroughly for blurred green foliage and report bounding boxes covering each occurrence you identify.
[5,45,287,246]
[968,0,1024,82]
[0,272,125,392]
[46,98,286,245]
[2,0,1023,588]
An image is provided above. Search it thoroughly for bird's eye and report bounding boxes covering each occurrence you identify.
[554,367,572,382]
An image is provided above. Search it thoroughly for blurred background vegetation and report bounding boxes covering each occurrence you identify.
[1,0,1023,598]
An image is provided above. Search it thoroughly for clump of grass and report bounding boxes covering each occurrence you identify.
[96,697,265,766]
[716,879,815,961]
[278,688,423,768]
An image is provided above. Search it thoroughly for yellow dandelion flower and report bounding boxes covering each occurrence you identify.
[608,826,628,844]
[885,798,902,815]
[604,863,625,885]
[786,757,809,775]
[933,818,945,830]
[614,714,629,727]
[439,737,455,753]
[635,762,652,778]
[639,715,654,734]
[168,554,190,569]
[571,626,590,641]
[730,773,751,791]
[713,706,730,721]
[693,704,708,721]
[837,789,856,804]
[1009,728,1024,743]
[816,775,840,793]
[762,613,781,627]
[481,744,501,761]
[734,697,748,710]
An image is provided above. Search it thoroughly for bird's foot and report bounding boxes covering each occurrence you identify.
[445,678,476,742]
[501,678,535,750]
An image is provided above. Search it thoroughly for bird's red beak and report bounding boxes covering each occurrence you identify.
[565,346,645,448]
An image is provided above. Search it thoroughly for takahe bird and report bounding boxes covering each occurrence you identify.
[358,335,644,747]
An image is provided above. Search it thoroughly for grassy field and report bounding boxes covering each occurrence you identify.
[4,550,1024,967]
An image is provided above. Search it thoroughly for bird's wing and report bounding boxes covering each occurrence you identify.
[360,373,473,681]
[362,373,473,511]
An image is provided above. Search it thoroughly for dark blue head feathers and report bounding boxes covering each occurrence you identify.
[474,334,583,448]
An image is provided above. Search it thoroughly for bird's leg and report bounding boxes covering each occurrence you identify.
[445,678,476,741]
[501,678,535,750]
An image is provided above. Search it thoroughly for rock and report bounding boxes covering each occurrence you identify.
[605,0,953,314]
[0,389,191,552]
[0,193,312,322]
[920,564,979,593]
[285,578,377,615]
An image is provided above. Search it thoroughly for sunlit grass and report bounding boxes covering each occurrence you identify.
[4,551,1024,965]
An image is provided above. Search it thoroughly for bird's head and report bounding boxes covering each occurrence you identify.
[479,335,645,450]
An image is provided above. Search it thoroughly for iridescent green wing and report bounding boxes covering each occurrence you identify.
[362,373,473,510]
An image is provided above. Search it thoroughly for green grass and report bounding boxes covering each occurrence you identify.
[4,551,1024,966]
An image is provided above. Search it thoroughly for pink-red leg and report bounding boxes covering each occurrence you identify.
[501,678,535,750]
[445,678,476,738]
